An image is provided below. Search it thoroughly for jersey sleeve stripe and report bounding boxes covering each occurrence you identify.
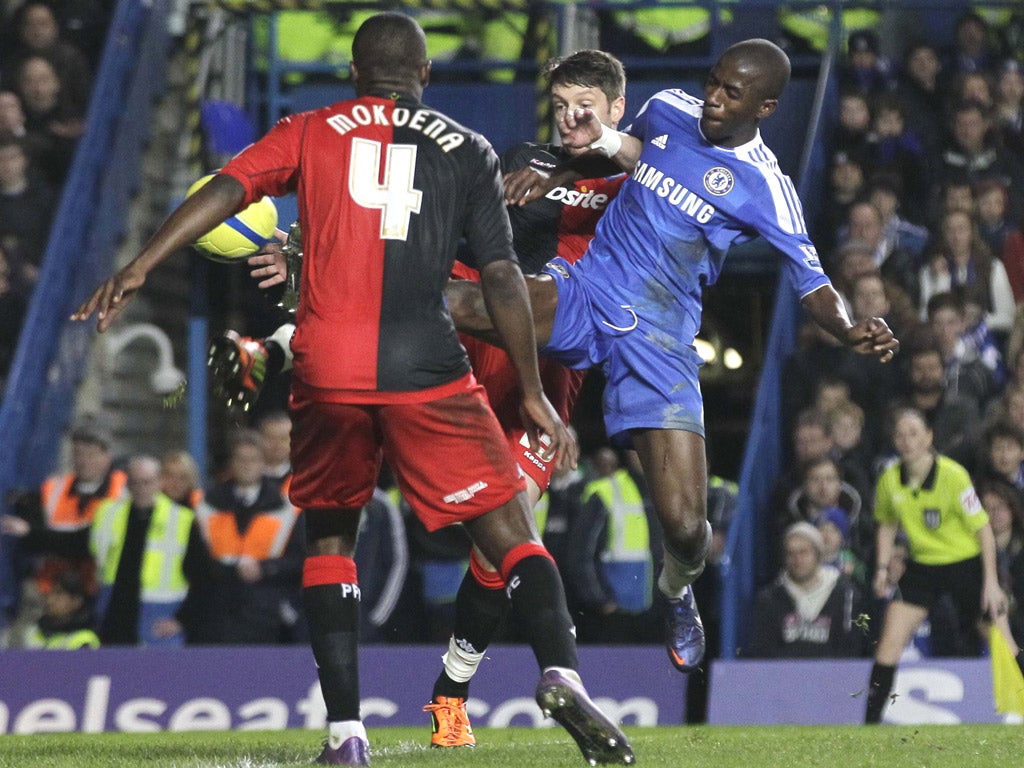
[651,89,704,118]
[743,144,806,236]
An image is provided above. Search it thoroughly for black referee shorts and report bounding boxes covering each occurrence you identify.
[897,555,983,618]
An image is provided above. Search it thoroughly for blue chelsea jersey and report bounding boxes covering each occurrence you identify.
[574,89,831,347]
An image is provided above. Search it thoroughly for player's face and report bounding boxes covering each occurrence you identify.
[551,83,625,157]
[701,58,776,148]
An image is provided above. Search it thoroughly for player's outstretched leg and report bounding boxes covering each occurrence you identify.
[424,552,509,747]
[536,668,636,766]
[659,521,711,673]
[207,330,269,411]
[465,497,634,765]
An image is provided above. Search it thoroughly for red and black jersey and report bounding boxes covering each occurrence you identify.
[221,90,516,400]
[501,143,626,271]
[451,144,626,436]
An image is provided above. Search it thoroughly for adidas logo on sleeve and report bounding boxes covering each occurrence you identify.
[651,134,668,149]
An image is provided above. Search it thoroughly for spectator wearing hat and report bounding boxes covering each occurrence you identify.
[744,522,870,659]
[840,29,895,96]
[0,414,126,644]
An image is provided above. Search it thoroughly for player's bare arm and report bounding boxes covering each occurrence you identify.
[800,283,899,363]
[503,166,580,206]
[478,259,577,471]
[504,108,642,207]
[72,174,247,332]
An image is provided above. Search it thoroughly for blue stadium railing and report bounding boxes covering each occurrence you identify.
[0,0,173,614]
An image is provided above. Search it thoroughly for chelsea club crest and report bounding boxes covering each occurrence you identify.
[703,167,734,196]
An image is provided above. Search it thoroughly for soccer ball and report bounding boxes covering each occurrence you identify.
[186,174,278,263]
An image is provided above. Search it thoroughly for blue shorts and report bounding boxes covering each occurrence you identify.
[540,259,705,442]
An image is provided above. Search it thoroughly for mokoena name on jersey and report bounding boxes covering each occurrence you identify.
[632,160,716,224]
[326,104,465,152]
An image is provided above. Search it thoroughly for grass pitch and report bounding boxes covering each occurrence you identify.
[0,725,1019,768]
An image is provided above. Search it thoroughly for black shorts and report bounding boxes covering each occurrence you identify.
[897,556,983,617]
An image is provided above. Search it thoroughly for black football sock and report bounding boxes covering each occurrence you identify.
[433,569,509,700]
[864,663,896,724]
[504,552,578,672]
[304,579,361,722]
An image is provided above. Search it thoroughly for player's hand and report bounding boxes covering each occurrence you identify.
[845,317,899,363]
[504,166,583,207]
[247,233,288,289]
[519,392,578,472]
[558,107,603,150]
[503,166,549,205]
[70,262,147,332]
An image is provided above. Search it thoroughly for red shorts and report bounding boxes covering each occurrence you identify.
[461,335,586,494]
[289,375,525,531]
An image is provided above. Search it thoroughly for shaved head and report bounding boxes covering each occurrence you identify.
[351,12,428,84]
[721,38,791,100]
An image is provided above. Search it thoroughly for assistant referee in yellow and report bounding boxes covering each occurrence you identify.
[864,407,1017,723]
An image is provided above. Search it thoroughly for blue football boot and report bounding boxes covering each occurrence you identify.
[663,585,705,673]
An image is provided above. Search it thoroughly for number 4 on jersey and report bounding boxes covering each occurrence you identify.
[349,137,423,240]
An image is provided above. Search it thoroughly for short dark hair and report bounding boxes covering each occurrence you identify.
[351,12,426,80]
[926,291,965,319]
[547,50,626,105]
[986,420,1024,449]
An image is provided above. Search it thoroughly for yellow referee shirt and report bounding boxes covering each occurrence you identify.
[874,455,988,566]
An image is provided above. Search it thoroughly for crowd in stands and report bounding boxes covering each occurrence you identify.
[0,0,112,391]
[758,9,1024,663]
